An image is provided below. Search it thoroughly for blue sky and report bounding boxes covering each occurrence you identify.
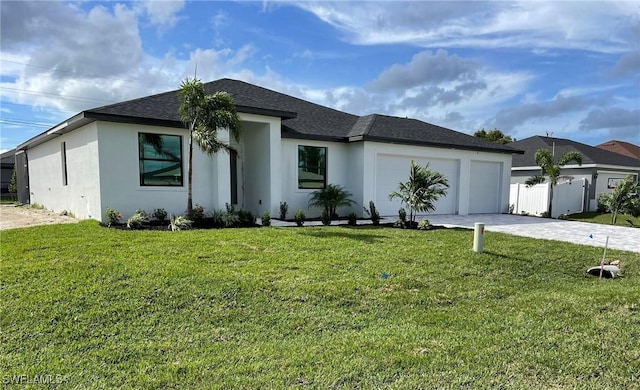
[1,1,639,153]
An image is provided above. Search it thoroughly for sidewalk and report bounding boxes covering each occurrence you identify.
[421,214,640,253]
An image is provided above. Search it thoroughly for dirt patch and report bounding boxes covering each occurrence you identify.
[0,205,79,230]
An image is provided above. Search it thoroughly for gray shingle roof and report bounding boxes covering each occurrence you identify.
[510,136,640,167]
[82,78,519,153]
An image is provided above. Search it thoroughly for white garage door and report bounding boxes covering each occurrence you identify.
[375,154,459,216]
[469,161,502,214]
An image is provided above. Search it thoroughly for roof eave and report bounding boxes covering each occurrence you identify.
[360,135,523,154]
[281,130,348,143]
[16,112,93,151]
[235,105,297,119]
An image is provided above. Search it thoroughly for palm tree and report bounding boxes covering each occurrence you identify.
[308,184,355,219]
[389,161,449,225]
[525,149,582,218]
[597,175,640,224]
[178,78,242,216]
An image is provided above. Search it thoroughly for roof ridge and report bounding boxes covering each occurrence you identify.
[212,78,359,119]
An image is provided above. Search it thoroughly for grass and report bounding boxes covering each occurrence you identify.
[1,221,639,388]
[566,211,640,227]
[0,193,17,204]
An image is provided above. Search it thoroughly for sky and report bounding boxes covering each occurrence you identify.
[1,0,639,153]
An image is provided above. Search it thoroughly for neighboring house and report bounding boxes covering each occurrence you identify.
[15,78,520,222]
[1,149,16,197]
[510,136,640,213]
[596,140,640,160]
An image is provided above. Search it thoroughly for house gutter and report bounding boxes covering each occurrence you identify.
[357,135,524,155]
[16,112,92,151]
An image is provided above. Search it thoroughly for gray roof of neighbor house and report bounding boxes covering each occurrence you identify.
[20,78,520,154]
[0,149,16,168]
[510,136,640,168]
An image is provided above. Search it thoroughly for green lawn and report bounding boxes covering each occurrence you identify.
[2,221,639,388]
[566,211,640,227]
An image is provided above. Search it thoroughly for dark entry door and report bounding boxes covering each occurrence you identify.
[15,150,30,204]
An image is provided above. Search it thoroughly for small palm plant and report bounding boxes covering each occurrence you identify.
[389,161,449,226]
[308,184,355,219]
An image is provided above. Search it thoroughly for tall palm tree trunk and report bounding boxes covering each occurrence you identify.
[548,185,554,218]
[187,128,194,216]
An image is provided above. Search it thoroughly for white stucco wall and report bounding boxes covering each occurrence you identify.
[280,138,353,218]
[27,123,101,219]
[97,122,193,221]
[241,114,282,217]
[361,142,513,216]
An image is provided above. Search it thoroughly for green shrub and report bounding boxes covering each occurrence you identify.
[261,211,271,227]
[321,209,331,226]
[364,201,380,226]
[294,209,305,227]
[348,212,358,226]
[308,184,354,219]
[170,215,193,231]
[105,207,121,227]
[152,208,168,222]
[237,210,256,227]
[211,209,225,227]
[279,202,288,220]
[127,209,149,229]
[398,208,407,222]
[224,203,240,228]
[191,204,205,221]
[8,167,17,197]
[417,219,430,230]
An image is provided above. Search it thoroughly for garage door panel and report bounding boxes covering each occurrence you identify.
[469,161,501,214]
[375,155,458,216]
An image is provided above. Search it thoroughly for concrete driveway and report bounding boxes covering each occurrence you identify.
[423,214,640,253]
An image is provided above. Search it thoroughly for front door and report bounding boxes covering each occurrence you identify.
[15,151,30,204]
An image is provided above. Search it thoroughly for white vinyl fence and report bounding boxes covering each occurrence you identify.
[509,178,586,218]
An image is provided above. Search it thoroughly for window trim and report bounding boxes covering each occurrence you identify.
[138,132,184,187]
[61,141,68,186]
[297,145,327,190]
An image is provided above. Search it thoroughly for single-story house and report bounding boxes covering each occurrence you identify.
[510,136,640,212]
[15,78,521,222]
[1,149,16,197]
[596,140,640,160]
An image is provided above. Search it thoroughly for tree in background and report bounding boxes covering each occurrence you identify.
[525,149,582,218]
[8,167,17,200]
[597,175,640,224]
[474,128,513,144]
[178,78,242,216]
[389,161,449,226]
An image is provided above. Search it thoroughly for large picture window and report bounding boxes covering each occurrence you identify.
[298,145,326,189]
[138,133,183,186]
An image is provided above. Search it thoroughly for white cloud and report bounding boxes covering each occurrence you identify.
[291,1,637,53]
[139,0,185,27]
